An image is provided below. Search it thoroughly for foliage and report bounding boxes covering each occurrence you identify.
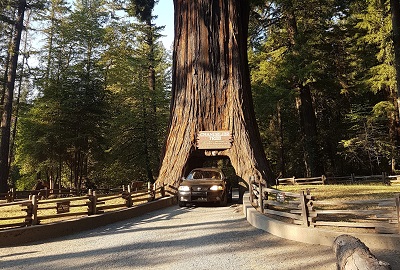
[11,0,171,189]
[249,0,399,177]
[1,0,399,191]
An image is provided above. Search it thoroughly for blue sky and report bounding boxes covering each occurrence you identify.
[154,0,174,49]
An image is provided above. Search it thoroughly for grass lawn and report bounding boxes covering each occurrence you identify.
[278,184,400,201]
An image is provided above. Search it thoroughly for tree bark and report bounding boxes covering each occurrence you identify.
[390,0,400,172]
[277,101,286,177]
[333,235,391,270]
[391,0,400,119]
[297,84,323,176]
[145,17,156,183]
[156,0,273,189]
[0,0,26,193]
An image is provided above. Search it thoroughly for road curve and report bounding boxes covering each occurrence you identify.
[0,204,394,270]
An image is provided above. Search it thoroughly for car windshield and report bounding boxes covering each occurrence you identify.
[187,170,221,180]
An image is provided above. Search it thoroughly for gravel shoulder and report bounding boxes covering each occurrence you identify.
[0,203,397,270]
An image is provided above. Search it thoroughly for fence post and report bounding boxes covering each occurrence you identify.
[258,180,263,213]
[249,176,254,204]
[87,189,97,215]
[351,173,355,183]
[299,191,309,227]
[161,184,166,197]
[124,185,133,207]
[31,195,38,225]
[148,183,155,202]
[382,172,388,185]
[321,175,326,185]
[292,176,296,185]
[24,198,33,226]
[396,194,400,233]
[6,188,14,202]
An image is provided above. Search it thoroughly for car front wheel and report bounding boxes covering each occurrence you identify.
[220,193,228,207]
[178,201,186,207]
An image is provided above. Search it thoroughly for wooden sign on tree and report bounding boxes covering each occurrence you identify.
[196,131,232,150]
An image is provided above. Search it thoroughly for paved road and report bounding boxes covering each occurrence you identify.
[0,204,398,270]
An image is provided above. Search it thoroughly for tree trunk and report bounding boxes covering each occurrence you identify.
[1,34,13,111]
[333,235,391,270]
[391,0,400,119]
[284,0,322,177]
[297,84,323,177]
[0,0,26,193]
[9,9,30,175]
[389,85,400,173]
[145,17,156,183]
[156,0,273,189]
[277,101,286,177]
[390,0,400,172]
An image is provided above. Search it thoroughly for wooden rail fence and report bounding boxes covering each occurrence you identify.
[0,184,165,230]
[0,183,148,203]
[250,179,400,234]
[277,173,400,186]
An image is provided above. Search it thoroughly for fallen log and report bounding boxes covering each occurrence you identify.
[333,235,391,270]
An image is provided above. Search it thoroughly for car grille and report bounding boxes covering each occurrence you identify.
[192,186,208,191]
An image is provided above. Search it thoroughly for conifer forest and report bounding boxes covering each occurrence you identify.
[1,0,400,192]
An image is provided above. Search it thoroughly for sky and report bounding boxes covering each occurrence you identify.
[154,0,174,49]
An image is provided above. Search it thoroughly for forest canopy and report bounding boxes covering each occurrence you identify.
[0,0,399,191]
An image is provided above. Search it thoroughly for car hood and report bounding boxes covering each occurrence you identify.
[180,179,225,186]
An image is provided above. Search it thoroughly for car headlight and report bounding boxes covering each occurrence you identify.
[178,186,190,191]
[210,185,223,191]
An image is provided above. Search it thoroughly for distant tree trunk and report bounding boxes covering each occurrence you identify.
[389,85,399,173]
[391,0,400,118]
[283,0,322,177]
[145,17,156,183]
[277,101,286,177]
[390,0,400,172]
[132,0,158,183]
[156,0,273,189]
[9,9,31,174]
[0,0,26,193]
[1,14,15,119]
[297,85,323,177]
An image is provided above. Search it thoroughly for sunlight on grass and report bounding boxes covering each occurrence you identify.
[278,184,400,201]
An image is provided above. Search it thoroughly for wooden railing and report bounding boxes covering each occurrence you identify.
[250,179,400,234]
[0,183,148,203]
[0,184,165,230]
[277,173,400,186]
[277,176,326,185]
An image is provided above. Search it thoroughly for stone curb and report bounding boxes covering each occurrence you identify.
[0,196,176,247]
[242,193,400,250]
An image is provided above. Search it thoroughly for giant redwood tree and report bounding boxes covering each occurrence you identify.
[156,0,274,189]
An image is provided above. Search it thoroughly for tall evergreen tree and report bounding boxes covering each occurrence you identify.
[352,0,399,173]
[249,0,349,177]
[16,0,109,190]
[99,7,170,184]
[0,0,26,193]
